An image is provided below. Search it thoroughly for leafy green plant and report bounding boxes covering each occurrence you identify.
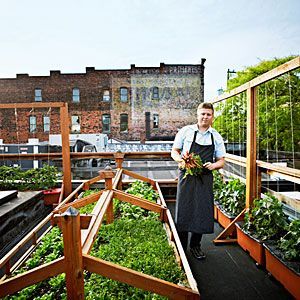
[278,219,300,261]
[0,164,59,191]
[114,180,159,220]
[214,174,245,217]
[5,180,186,299]
[243,194,288,240]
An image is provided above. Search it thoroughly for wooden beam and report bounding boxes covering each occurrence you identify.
[0,102,65,109]
[60,207,84,299]
[52,190,103,214]
[246,87,257,207]
[83,255,200,299]
[52,214,92,229]
[213,209,246,243]
[122,169,156,186]
[0,258,65,298]
[81,190,114,254]
[155,183,198,292]
[112,169,123,190]
[60,103,72,197]
[225,153,247,167]
[113,189,165,214]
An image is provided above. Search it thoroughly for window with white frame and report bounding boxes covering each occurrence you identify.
[72,88,80,102]
[120,113,128,132]
[35,89,42,102]
[43,116,50,132]
[120,87,128,102]
[102,114,111,133]
[71,115,80,133]
[29,116,37,132]
[152,87,159,100]
[153,113,159,129]
[103,90,110,102]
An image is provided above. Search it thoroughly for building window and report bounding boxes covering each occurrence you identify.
[120,113,128,132]
[153,114,159,128]
[103,90,110,102]
[43,116,50,132]
[35,89,42,102]
[120,87,128,102]
[29,116,37,132]
[152,87,159,100]
[71,115,80,133]
[102,114,111,133]
[72,88,80,102]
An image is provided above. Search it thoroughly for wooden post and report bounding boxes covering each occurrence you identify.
[246,87,257,208]
[99,166,115,224]
[114,152,125,169]
[114,152,124,190]
[60,103,72,197]
[60,207,84,299]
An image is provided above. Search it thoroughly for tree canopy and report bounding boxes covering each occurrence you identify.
[214,56,300,160]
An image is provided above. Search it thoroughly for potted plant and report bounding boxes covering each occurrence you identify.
[263,219,300,299]
[214,173,245,228]
[236,194,288,266]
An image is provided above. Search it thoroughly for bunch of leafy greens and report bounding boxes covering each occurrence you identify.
[180,151,203,179]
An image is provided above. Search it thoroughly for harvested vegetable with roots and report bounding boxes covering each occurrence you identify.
[180,151,203,178]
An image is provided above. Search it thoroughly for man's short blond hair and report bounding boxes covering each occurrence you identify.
[197,102,214,114]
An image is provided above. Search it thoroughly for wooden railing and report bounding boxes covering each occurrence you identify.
[212,56,300,242]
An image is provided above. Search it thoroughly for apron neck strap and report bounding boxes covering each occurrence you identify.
[193,131,198,143]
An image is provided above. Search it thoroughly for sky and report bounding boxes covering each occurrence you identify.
[0,0,299,101]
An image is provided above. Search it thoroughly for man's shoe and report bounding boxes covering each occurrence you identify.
[190,245,206,260]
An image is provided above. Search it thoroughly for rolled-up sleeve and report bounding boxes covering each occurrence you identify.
[214,132,226,158]
[173,128,184,150]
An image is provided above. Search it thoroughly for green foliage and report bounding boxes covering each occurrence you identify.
[214,55,300,153]
[278,219,300,261]
[0,164,59,191]
[6,180,186,299]
[77,189,100,214]
[114,180,159,220]
[243,194,288,240]
[213,172,245,217]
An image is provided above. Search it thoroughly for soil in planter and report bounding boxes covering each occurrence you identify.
[264,241,300,275]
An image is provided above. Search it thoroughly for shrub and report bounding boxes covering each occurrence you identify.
[278,219,300,261]
[243,194,288,240]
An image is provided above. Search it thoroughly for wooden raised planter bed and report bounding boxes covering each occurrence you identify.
[235,222,265,266]
[0,168,200,299]
[264,243,300,299]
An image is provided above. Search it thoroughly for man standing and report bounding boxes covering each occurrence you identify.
[171,102,226,260]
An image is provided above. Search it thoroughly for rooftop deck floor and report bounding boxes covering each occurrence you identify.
[167,203,293,300]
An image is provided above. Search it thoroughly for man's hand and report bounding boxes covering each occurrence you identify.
[178,159,186,169]
[203,162,215,170]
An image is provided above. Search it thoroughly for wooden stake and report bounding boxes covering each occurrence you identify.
[60,207,84,299]
[246,87,257,208]
[60,104,72,197]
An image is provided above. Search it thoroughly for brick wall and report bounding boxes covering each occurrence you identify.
[0,61,205,143]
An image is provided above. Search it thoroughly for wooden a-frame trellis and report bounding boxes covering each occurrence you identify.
[0,157,200,299]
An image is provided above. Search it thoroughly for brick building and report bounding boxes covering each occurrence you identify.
[0,60,205,144]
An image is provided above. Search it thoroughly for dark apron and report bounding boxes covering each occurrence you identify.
[175,131,215,234]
